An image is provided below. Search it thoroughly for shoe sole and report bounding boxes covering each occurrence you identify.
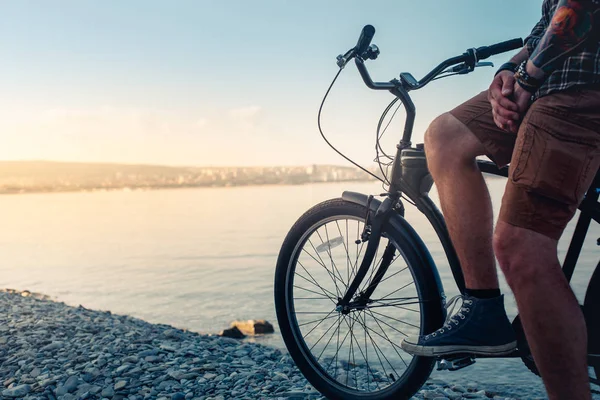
[400,340,517,357]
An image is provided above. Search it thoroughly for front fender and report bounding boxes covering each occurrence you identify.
[342,191,446,306]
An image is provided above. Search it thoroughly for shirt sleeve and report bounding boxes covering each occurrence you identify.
[524,0,552,56]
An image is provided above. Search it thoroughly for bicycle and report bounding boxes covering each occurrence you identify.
[274,25,600,399]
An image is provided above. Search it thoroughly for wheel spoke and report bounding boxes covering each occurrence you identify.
[318,227,347,291]
[366,308,409,367]
[308,313,342,352]
[303,243,345,297]
[296,263,338,299]
[369,309,420,331]
[377,281,415,301]
[301,309,337,339]
[298,314,340,327]
[293,285,336,304]
[354,312,408,352]
[356,312,398,384]
[342,313,381,391]
[378,265,409,285]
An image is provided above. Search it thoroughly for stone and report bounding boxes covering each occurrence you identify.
[102,386,115,397]
[116,365,130,374]
[444,388,461,399]
[2,384,32,398]
[171,393,185,400]
[463,390,488,398]
[218,326,245,339]
[451,385,467,393]
[63,375,80,393]
[229,320,274,335]
[40,342,63,352]
[114,380,128,391]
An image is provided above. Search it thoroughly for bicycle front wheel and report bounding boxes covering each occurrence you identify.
[274,198,444,400]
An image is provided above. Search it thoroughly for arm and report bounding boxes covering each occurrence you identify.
[509,47,532,66]
[527,0,598,80]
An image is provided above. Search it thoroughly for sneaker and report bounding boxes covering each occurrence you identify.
[400,294,517,356]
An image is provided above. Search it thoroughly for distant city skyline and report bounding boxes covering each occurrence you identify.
[1,1,541,167]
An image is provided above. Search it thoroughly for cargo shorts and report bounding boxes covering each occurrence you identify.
[449,87,600,240]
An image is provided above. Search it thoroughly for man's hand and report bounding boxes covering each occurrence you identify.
[488,71,521,133]
[512,82,533,117]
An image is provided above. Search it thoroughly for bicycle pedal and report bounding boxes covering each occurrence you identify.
[436,356,476,371]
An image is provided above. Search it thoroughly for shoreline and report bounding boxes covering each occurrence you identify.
[1,289,525,399]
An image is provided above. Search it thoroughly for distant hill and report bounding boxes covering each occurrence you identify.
[0,161,377,194]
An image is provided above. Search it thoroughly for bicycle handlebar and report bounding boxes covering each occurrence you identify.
[355,25,376,57]
[345,25,523,92]
[475,38,524,61]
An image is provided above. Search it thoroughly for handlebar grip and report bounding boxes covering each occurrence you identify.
[476,38,524,60]
[356,25,375,56]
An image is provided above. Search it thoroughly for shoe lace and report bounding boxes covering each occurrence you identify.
[425,295,473,339]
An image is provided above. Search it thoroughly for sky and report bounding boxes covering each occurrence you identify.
[0,1,543,167]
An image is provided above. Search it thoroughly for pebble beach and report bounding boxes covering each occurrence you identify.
[0,289,544,400]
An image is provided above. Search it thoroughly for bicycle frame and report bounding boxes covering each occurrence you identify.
[338,54,600,338]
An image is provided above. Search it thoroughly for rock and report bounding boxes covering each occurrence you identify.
[102,386,115,397]
[229,320,275,335]
[444,388,461,399]
[464,390,488,398]
[29,367,41,378]
[116,365,130,374]
[171,393,185,400]
[63,375,80,393]
[451,385,467,393]
[40,341,63,352]
[114,380,127,391]
[466,382,478,391]
[219,326,245,339]
[2,384,32,398]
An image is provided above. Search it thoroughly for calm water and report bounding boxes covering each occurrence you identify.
[0,180,598,397]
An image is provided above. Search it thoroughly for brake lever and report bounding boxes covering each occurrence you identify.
[475,61,494,68]
[336,48,356,68]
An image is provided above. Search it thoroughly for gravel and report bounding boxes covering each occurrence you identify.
[0,289,539,399]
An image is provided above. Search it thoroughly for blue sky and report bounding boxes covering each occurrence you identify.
[0,1,542,166]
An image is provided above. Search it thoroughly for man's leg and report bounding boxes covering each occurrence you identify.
[494,222,590,400]
[424,112,498,290]
[401,94,517,356]
[491,87,600,399]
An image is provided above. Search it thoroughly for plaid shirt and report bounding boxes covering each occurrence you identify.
[524,0,600,99]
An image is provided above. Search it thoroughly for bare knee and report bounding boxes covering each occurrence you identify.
[493,222,559,290]
[424,113,485,174]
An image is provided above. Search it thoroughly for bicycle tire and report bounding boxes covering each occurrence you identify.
[274,198,445,400]
[584,261,600,385]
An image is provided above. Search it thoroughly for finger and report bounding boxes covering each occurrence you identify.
[501,75,516,97]
[495,105,520,121]
[493,114,513,131]
[496,96,519,112]
[507,120,519,134]
[488,76,503,100]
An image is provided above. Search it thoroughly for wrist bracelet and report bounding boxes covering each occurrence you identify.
[514,60,542,88]
[515,77,538,94]
[494,62,518,77]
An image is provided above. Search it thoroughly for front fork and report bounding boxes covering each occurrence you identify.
[336,196,401,313]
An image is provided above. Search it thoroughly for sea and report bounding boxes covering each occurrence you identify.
[0,179,598,398]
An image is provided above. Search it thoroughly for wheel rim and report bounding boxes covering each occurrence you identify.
[285,215,424,395]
